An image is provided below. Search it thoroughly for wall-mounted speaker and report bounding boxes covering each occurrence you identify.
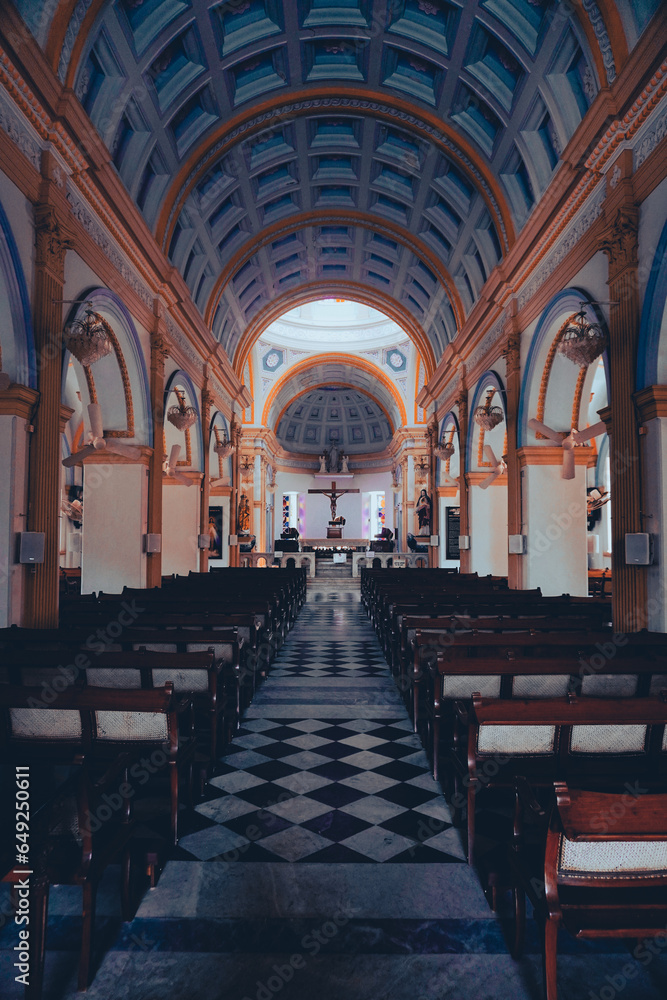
[458,535,470,550]
[144,533,162,553]
[198,534,210,549]
[508,534,526,554]
[18,532,45,563]
[625,533,652,565]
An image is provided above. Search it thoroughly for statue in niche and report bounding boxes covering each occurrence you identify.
[415,489,432,536]
[318,453,327,473]
[238,494,250,534]
[340,454,350,474]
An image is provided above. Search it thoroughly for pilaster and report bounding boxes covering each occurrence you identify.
[24,200,73,627]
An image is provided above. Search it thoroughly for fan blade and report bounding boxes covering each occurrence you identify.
[528,418,563,445]
[574,421,606,444]
[173,472,193,487]
[561,448,576,480]
[210,477,227,488]
[168,444,181,470]
[479,470,500,490]
[88,403,104,441]
[483,445,498,467]
[105,442,140,459]
[441,473,459,488]
[62,445,96,467]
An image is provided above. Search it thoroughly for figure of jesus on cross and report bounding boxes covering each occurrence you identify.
[308,480,359,522]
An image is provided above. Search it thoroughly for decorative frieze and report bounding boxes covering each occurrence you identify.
[516,182,606,312]
[66,187,153,307]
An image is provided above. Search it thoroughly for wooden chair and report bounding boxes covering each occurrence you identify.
[510,782,667,1000]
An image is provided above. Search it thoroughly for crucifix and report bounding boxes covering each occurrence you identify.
[308,480,360,522]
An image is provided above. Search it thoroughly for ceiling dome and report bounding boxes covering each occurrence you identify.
[276,386,393,455]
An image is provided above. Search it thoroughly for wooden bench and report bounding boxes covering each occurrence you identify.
[451,694,667,866]
[0,683,196,845]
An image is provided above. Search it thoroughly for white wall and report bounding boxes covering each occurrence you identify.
[643,416,667,631]
[469,483,508,578]
[81,463,148,594]
[521,465,589,596]
[162,482,200,577]
[0,415,29,625]
[275,470,393,539]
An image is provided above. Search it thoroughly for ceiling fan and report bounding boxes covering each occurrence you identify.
[528,419,606,480]
[478,446,506,489]
[62,403,140,467]
[163,444,194,486]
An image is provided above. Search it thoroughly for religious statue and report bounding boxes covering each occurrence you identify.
[340,454,349,473]
[318,453,327,473]
[328,443,340,473]
[415,489,432,536]
[238,493,250,534]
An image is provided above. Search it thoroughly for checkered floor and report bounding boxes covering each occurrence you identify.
[174,595,465,864]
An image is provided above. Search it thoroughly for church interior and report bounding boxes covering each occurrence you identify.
[0,0,666,997]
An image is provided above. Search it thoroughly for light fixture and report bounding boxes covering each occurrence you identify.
[587,487,610,514]
[167,388,198,431]
[473,390,504,431]
[63,304,113,367]
[214,430,233,459]
[434,441,455,460]
[558,306,608,367]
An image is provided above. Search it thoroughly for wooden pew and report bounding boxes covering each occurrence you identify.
[0,683,196,845]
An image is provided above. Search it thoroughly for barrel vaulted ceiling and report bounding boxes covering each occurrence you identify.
[13,0,658,373]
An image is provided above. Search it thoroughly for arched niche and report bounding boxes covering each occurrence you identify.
[519,287,609,447]
[0,199,35,388]
[467,371,507,473]
[637,219,667,390]
[437,410,461,485]
[466,371,508,578]
[209,410,232,485]
[61,288,152,445]
[163,370,204,472]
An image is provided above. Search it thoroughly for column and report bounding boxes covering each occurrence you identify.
[145,317,169,588]
[427,417,438,567]
[25,201,73,627]
[456,374,471,575]
[502,315,523,589]
[199,379,212,573]
[598,193,646,630]
[229,415,241,566]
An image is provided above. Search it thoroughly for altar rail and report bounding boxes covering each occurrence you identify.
[240,551,429,576]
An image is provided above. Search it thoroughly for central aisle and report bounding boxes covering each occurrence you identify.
[40,585,664,1000]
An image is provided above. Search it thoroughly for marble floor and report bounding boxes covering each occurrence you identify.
[1,585,665,999]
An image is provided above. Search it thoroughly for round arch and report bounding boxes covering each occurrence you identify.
[637,218,667,390]
[262,353,409,430]
[164,369,204,471]
[62,287,152,445]
[235,281,437,378]
[438,410,461,481]
[0,198,35,388]
[205,209,465,335]
[467,370,507,472]
[518,287,609,447]
[157,88,515,254]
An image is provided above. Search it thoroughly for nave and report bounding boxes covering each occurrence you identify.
[2,584,665,1000]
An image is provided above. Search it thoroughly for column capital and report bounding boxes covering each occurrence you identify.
[598,207,639,281]
[34,204,73,279]
[150,328,170,374]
